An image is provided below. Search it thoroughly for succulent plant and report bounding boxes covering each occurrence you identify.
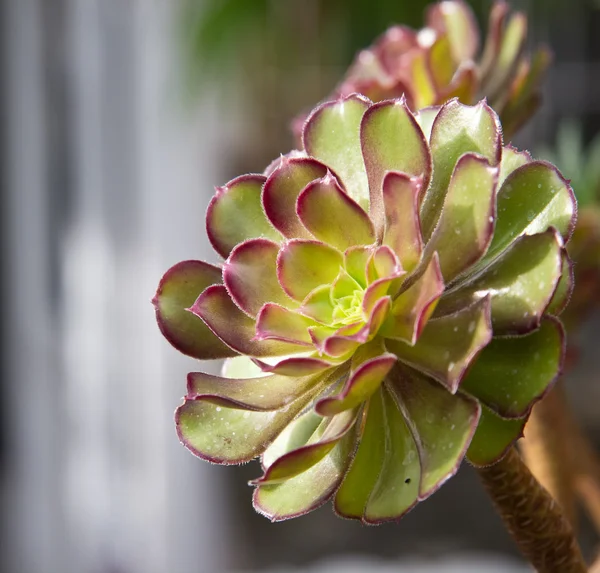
[293,0,550,141]
[154,95,575,523]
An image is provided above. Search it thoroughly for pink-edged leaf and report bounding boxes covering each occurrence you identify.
[498,145,532,187]
[387,365,481,499]
[252,408,358,485]
[484,161,576,265]
[426,0,480,63]
[382,172,424,273]
[176,388,318,465]
[316,353,397,416]
[277,239,343,301]
[387,297,492,393]
[425,153,498,282]
[262,150,306,177]
[186,368,327,412]
[422,100,502,240]
[296,173,375,250]
[190,285,307,357]
[479,0,510,82]
[366,245,403,283]
[303,94,371,206]
[223,238,295,317]
[380,253,444,345]
[414,106,441,141]
[251,355,337,376]
[262,156,328,238]
[546,252,573,316]
[298,285,335,324]
[441,229,563,335]
[467,404,527,467]
[361,99,432,238]
[206,174,281,259]
[253,422,356,521]
[461,317,564,418]
[484,12,527,102]
[362,386,421,523]
[153,260,236,359]
[254,303,318,346]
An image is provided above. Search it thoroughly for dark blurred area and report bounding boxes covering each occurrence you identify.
[1,1,599,572]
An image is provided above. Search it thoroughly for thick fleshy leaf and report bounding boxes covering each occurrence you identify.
[387,365,480,498]
[206,174,281,258]
[298,285,335,324]
[344,246,372,288]
[262,157,328,238]
[186,368,326,412]
[277,240,343,301]
[380,253,444,345]
[320,297,392,358]
[153,260,236,359]
[296,173,375,250]
[316,353,397,416]
[176,389,317,464]
[427,36,455,92]
[335,389,386,520]
[498,145,532,187]
[223,239,294,317]
[479,1,510,82]
[366,245,402,283]
[426,0,479,63]
[414,106,441,140]
[253,409,357,485]
[410,51,437,110]
[222,355,265,379]
[425,154,497,282]
[190,285,307,357]
[442,230,563,334]
[484,162,576,264]
[382,172,424,272]
[361,99,431,237]
[421,100,502,239]
[251,355,336,376]
[387,297,492,392]
[461,318,564,418]
[485,12,527,102]
[363,386,421,523]
[253,429,355,521]
[546,252,573,316]
[303,94,371,206]
[254,303,317,346]
[466,405,526,467]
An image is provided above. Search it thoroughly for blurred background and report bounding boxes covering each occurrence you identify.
[1,0,600,572]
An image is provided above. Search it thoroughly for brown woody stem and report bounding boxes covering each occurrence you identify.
[477,447,587,573]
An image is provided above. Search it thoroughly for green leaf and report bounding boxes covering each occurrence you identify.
[387,297,492,393]
[363,386,421,522]
[425,153,497,282]
[484,161,575,264]
[153,260,236,359]
[206,174,281,258]
[421,100,501,240]
[461,318,564,418]
[442,229,563,335]
[335,390,386,519]
[296,173,375,250]
[466,405,526,467]
[387,366,480,498]
[303,95,371,208]
[360,99,431,237]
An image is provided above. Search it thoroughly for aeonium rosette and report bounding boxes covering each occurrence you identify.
[154,95,575,523]
[293,0,550,141]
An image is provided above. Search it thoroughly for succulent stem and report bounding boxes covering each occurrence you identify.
[477,447,587,573]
